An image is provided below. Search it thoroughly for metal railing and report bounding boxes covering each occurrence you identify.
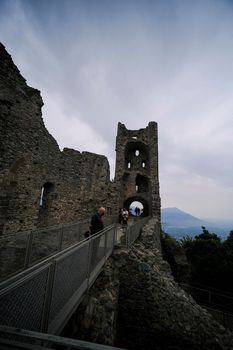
[0,325,126,350]
[0,217,116,281]
[0,217,151,336]
[0,224,116,335]
[180,283,233,330]
[117,217,150,247]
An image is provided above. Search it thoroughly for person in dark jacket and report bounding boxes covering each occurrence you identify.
[90,207,105,235]
[89,207,106,265]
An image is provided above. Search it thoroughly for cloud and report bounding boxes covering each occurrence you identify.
[0,0,233,220]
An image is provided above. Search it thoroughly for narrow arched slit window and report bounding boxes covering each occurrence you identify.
[39,186,45,207]
[39,182,54,208]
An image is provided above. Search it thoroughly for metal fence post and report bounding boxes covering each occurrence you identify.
[223,311,226,328]
[113,224,117,247]
[208,291,211,304]
[86,239,92,289]
[58,225,64,251]
[113,225,116,247]
[24,231,33,269]
[41,261,56,333]
[125,226,128,247]
[104,230,108,262]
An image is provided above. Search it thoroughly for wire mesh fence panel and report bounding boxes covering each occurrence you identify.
[96,233,106,261]
[126,217,150,247]
[204,306,233,330]
[105,227,115,257]
[78,222,90,243]
[0,265,51,331]
[127,226,136,246]
[192,289,211,305]
[103,216,117,227]
[210,293,233,312]
[128,223,140,246]
[0,219,154,338]
[90,233,106,271]
[0,233,29,280]
[0,325,127,350]
[182,284,233,313]
[49,242,89,326]
[61,223,81,249]
[29,226,62,265]
[224,312,233,330]
[205,307,225,325]
[61,221,90,249]
[114,226,126,246]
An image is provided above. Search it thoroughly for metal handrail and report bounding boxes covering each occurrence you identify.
[0,325,127,350]
[0,217,117,281]
[0,218,153,336]
[0,216,116,241]
[180,283,233,310]
[0,224,116,334]
[120,217,148,247]
[180,282,233,330]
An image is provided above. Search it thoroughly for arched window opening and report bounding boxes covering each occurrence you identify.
[124,141,148,171]
[37,182,55,228]
[39,182,54,209]
[39,186,44,207]
[135,185,138,192]
[135,175,149,193]
[141,161,146,168]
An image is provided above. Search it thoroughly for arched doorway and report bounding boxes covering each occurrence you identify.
[129,201,143,216]
[123,196,149,217]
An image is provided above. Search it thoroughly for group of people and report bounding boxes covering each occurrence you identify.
[86,205,130,240]
[118,208,129,225]
[85,206,129,263]
[134,206,141,216]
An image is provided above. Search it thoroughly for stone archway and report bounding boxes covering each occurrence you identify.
[123,196,149,217]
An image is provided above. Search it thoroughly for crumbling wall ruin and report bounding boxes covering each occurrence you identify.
[0,43,116,234]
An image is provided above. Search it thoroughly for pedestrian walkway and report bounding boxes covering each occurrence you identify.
[0,217,151,337]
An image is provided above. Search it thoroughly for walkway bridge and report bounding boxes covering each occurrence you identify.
[0,216,152,348]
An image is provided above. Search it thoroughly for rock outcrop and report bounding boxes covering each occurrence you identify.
[71,219,233,350]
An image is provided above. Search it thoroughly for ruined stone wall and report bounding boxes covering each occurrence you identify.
[0,43,114,234]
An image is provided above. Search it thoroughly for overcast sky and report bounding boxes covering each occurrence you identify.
[1,0,233,221]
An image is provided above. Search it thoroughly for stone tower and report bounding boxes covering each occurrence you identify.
[114,122,160,221]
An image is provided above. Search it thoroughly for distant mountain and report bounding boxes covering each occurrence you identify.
[161,207,232,240]
[161,207,203,227]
